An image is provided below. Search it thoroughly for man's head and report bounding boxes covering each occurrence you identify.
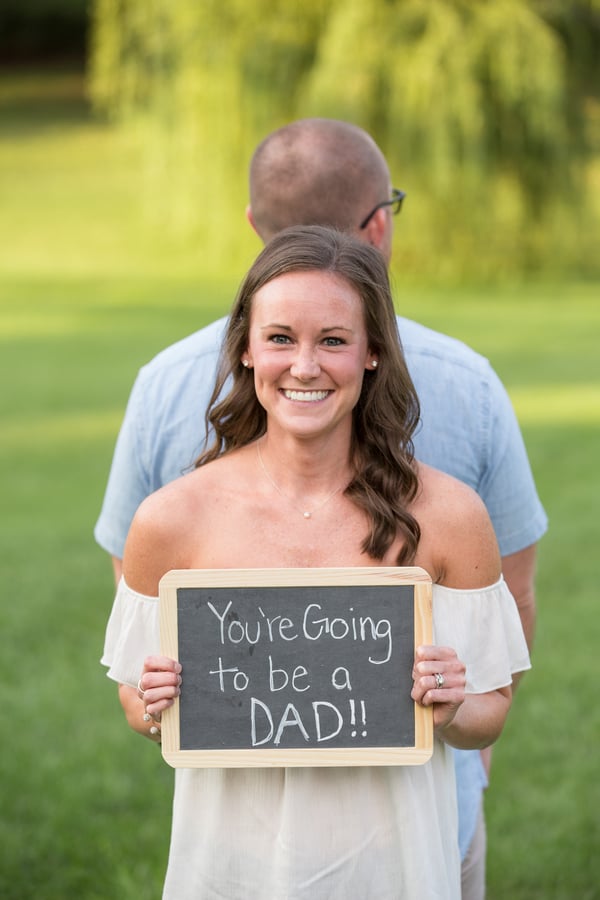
[247,118,399,264]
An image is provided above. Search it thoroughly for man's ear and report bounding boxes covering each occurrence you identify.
[246,205,259,235]
[363,207,388,251]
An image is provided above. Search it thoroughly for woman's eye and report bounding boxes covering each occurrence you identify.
[270,334,292,344]
[323,337,344,346]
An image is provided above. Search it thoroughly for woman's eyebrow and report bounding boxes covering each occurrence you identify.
[259,323,354,334]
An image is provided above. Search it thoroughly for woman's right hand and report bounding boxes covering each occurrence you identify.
[137,655,182,719]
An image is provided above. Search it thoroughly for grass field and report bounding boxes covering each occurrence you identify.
[1,69,599,899]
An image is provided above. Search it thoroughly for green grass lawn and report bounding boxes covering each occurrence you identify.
[1,69,599,899]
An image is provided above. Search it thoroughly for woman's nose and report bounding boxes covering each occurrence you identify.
[289,346,321,381]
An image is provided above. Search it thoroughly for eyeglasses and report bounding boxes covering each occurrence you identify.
[359,188,406,230]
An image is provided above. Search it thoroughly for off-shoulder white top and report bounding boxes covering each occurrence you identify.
[102,577,530,900]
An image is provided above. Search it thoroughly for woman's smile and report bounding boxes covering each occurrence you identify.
[281,388,332,402]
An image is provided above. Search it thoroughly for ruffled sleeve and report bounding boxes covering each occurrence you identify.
[100,577,160,687]
[432,577,530,693]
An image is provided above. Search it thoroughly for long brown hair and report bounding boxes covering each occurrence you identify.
[197,225,421,564]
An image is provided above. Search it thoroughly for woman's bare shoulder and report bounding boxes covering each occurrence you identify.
[415,462,501,589]
[417,462,487,512]
[122,456,240,593]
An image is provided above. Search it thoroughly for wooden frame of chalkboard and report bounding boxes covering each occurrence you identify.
[159,567,433,768]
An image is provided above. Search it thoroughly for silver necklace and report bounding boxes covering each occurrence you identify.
[256,439,343,519]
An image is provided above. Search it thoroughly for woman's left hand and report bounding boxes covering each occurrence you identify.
[411,645,466,734]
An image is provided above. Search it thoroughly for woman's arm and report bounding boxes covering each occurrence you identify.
[411,645,511,749]
[412,468,515,748]
[117,490,186,740]
[119,655,182,743]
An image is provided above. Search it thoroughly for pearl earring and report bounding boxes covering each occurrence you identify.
[242,359,249,368]
[372,360,378,368]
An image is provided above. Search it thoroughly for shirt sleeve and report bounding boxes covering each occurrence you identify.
[101,578,160,687]
[94,371,151,560]
[94,319,228,560]
[477,367,548,556]
[403,318,548,559]
[432,578,531,693]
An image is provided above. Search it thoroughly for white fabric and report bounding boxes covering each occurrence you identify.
[101,577,529,899]
[101,580,159,687]
[432,579,531,692]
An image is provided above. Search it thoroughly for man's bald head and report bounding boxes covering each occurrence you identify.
[248,119,392,244]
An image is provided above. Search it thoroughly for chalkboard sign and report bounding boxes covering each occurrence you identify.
[159,567,432,768]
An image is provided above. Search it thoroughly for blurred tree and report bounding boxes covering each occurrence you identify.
[533,0,600,159]
[88,0,599,278]
[89,0,328,235]
[301,0,596,274]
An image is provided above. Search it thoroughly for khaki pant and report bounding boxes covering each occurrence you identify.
[461,801,486,900]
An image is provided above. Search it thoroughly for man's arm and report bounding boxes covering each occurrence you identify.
[501,542,537,688]
[480,541,537,776]
[112,556,123,586]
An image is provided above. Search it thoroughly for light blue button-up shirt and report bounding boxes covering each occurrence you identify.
[95,314,547,858]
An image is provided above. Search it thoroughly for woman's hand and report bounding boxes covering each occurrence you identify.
[118,657,181,743]
[411,645,466,735]
[412,645,512,749]
[137,655,182,721]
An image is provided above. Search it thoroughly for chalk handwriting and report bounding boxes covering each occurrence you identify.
[206,600,392,664]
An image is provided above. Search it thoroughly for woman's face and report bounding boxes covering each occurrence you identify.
[244,269,376,441]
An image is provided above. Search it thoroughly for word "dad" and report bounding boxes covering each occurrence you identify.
[250,698,368,746]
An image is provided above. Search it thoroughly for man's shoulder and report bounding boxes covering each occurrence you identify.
[396,316,493,376]
[139,317,228,382]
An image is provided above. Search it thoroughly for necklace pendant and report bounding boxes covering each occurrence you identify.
[257,441,342,523]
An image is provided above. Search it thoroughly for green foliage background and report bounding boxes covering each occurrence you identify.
[87,0,600,280]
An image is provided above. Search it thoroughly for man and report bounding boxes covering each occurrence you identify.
[96,119,547,899]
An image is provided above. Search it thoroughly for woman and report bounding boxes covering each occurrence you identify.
[102,226,530,899]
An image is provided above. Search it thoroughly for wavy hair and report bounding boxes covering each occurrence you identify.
[197,225,421,564]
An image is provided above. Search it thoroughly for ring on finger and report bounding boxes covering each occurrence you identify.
[137,678,146,699]
[434,672,445,689]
